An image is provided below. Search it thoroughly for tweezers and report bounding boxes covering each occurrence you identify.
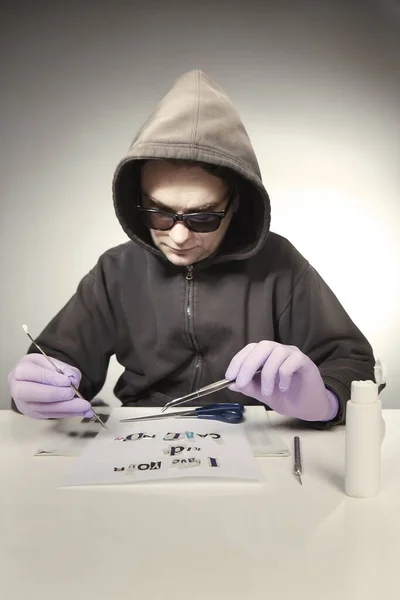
[161,367,262,413]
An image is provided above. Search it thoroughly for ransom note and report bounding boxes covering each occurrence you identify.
[62,407,261,486]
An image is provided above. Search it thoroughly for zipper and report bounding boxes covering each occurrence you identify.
[185,265,203,391]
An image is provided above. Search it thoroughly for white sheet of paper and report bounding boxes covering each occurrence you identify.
[62,407,262,486]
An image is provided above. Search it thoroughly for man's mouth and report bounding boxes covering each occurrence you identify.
[167,246,195,253]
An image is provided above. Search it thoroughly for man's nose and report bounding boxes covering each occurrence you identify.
[168,222,192,245]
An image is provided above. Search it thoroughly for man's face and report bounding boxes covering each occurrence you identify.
[140,161,234,266]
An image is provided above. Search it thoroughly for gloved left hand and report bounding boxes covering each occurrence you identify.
[225,341,338,422]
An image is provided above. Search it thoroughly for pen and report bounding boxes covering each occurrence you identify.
[294,436,302,485]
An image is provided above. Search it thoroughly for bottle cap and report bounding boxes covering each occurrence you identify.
[374,359,386,386]
[351,380,378,404]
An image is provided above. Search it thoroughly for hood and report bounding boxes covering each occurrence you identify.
[112,70,271,264]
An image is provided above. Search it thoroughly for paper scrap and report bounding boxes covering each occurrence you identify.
[243,406,290,457]
[34,414,109,457]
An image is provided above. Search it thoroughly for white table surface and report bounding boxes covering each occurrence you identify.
[0,408,399,600]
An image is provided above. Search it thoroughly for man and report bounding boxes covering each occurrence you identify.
[8,70,377,427]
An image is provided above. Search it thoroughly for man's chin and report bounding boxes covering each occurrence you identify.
[161,247,202,266]
[165,253,197,266]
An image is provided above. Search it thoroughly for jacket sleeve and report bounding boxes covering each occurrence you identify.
[11,258,116,411]
[276,263,380,427]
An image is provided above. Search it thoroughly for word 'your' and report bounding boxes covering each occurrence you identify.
[113,457,220,472]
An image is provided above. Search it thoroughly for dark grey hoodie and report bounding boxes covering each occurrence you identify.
[21,70,376,426]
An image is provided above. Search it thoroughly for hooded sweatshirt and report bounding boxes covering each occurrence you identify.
[20,70,376,426]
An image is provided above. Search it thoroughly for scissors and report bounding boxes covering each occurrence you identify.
[119,403,245,424]
[161,368,263,413]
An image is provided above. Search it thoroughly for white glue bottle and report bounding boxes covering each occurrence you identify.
[345,361,386,498]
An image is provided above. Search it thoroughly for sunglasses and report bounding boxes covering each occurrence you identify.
[135,192,234,233]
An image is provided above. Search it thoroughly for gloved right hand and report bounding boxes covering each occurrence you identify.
[8,354,94,420]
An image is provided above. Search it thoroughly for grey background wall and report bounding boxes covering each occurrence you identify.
[1,0,399,408]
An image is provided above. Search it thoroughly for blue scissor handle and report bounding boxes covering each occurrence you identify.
[202,403,245,413]
[194,403,245,424]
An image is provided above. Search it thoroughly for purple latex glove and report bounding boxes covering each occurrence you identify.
[8,354,94,420]
[225,341,339,422]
